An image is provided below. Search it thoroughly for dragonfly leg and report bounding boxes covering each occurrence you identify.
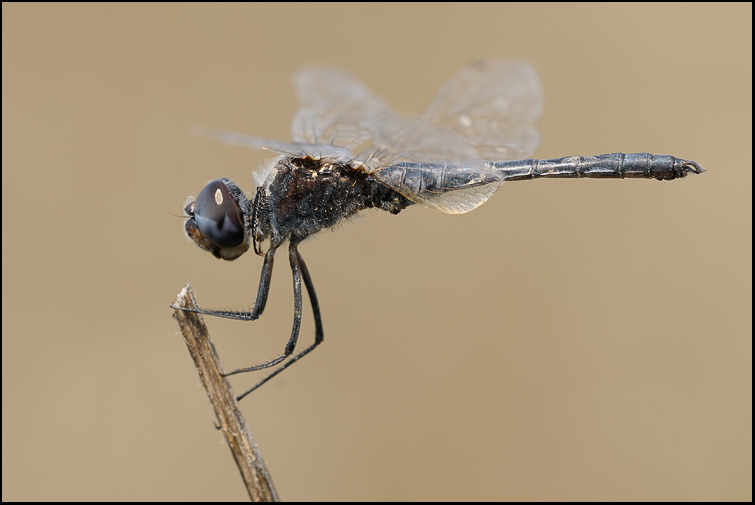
[171,243,279,321]
[223,240,303,380]
[235,242,325,401]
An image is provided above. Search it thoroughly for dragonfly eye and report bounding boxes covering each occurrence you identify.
[193,179,245,248]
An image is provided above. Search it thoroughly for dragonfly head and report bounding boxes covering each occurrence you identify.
[183,178,251,261]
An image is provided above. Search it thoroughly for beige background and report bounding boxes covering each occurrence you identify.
[2,3,751,501]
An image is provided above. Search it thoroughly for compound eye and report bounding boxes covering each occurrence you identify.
[193,179,245,248]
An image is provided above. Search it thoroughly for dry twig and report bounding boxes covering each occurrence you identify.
[172,285,279,502]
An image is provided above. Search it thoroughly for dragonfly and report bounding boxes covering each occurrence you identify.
[173,58,704,401]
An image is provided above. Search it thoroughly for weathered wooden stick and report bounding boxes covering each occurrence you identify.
[172,285,279,502]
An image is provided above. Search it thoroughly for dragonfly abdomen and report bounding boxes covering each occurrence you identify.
[492,153,705,182]
[377,161,502,197]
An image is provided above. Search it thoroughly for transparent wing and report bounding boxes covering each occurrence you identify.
[192,126,354,160]
[290,64,456,169]
[291,64,397,150]
[418,58,543,162]
[372,161,504,214]
[363,59,542,212]
[368,114,484,167]
[198,60,542,215]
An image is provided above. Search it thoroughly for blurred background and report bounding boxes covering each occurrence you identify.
[2,3,751,501]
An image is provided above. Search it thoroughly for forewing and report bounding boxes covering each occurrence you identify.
[291,65,395,149]
[192,126,353,160]
[421,58,544,161]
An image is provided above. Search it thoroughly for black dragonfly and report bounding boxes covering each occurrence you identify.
[174,59,705,400]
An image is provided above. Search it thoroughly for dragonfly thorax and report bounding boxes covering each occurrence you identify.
[256,156,413,249]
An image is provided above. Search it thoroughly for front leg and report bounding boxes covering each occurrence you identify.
[170,244,278,321]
